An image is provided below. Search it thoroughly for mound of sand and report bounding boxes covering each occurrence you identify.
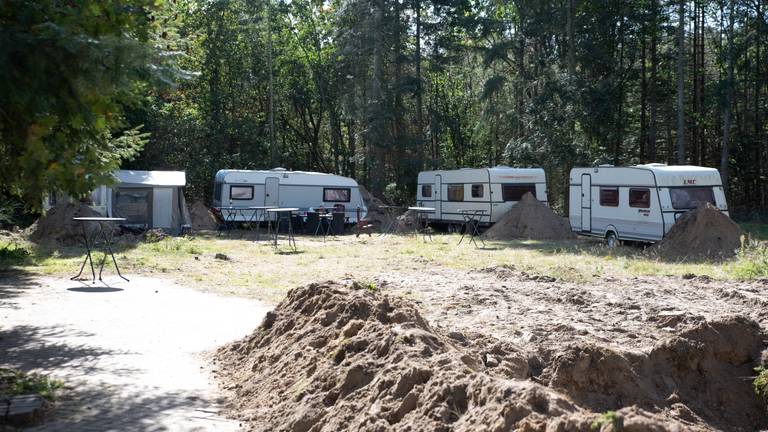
[359,186,396,230]
[189,201,219,231]
[27,203,103,246]
[483,193,575,240]
[393,209,419,233]
[214,282,727,431]
[652,203,744,260]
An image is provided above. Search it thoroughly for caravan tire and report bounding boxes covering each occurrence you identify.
[606,231,620,248]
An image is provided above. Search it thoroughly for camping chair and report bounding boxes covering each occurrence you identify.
[305,211,320,235]
[356,206,374,237]
[331,212,345,235]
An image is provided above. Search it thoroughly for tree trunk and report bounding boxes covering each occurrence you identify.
[676,0,686,164]
[720,0,735,189]
[369,0,385,196]
[648,0,658,162]
[414,0,424,172]
[266,0,277,167]
[640,20,647,162]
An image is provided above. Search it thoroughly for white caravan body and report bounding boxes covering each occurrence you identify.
[568,164,729,243]
[212,168,367,222]
[416,167,548,225]
[44,170,190,234]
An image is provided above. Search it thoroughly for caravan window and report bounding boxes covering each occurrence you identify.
[471,184,484,198]
[599,188,619,207]
[447,185,464,201]
[629,188,650,208]
[421,184,432,198]
[501,184,536,201]
[323,188,351,202]
[230,185,254,200]
[670,187,715,209]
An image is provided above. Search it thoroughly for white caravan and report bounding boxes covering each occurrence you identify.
[45,170,191,234]
[416,167,548,227]
[569,164,729,244]
[212,168,367,222]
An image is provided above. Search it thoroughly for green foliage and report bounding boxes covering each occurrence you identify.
[0,240,31,268]
[755,366,768,402]
[0,368,64,401]
[591,410,622,431]
[729,243,768,279]
[0,0,176,209]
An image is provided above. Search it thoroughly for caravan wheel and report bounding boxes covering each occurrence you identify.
[606,232,620,248]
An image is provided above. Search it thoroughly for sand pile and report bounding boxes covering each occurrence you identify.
[189,201,219,231]
[393,209,419,233]
[483,193,574,240]
[359,186,395,229]
[215,282,708,431]
[27,203,103,246]
[652,203,744,260]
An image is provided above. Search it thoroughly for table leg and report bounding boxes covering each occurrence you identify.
[71,222,96,283]
[287,214,296,250]
[458,215,469,245]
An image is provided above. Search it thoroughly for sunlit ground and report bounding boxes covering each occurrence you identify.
[3,224,766,303]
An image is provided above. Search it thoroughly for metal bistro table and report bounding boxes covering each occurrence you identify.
[248,206,276,241]
[71,217,129,283]
[378,205,407,237]
[216,206,251,235]
[266,208,299,249]
[457,209,487,248]
[315,213,333,241]
[407,207,435,241]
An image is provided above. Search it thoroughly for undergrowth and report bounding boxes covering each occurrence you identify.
[0,368,63,401]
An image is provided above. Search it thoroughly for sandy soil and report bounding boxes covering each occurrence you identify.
[216,266,768,431]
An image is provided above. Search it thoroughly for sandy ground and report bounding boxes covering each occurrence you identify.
[0,274,268,431]
[376,266,768,354]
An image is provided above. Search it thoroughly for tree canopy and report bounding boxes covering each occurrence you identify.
[3,0,767,212]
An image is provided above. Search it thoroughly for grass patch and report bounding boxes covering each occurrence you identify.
[0,239,31,269]
[8,230,768,302]
[740,222,768,242]
[755,366,768,403]
[591,410,621,431]
[0,368,63,401]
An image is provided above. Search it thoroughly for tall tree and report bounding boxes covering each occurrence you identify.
[676,0,686,163]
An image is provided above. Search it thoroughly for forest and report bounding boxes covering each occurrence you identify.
[1,0,767,214]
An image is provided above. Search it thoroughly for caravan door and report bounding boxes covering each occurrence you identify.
[265,177,279,207]
[580,174,591,232]
[434,174,442,220]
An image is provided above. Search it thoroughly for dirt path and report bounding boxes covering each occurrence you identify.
[0,274,269,431]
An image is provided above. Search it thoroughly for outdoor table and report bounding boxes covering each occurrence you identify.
[377,205,407,237]
[216,206,257,235]
[407,207,435,241]
[71,217,129,283]
[315,213,333,240]
[248,206,277,241]
[266,208,299,249]
[457,209,487,248]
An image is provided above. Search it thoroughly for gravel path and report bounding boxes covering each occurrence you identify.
[0,274,269,431]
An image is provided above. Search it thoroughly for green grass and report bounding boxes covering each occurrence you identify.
[755,366,768,402]
[740,222,768,242]
[5,230,768,302]
[0,368,63,401]
[591,411,621,431]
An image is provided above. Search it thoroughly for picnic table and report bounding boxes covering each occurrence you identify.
[457,209,487,248]
[266,208,299,249]
[71,217,129,283]
[407,206,435,241]
[248,206,277,241]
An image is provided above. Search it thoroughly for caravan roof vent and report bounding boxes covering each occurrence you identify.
[270,167,287,171]
[598,164,614,168]
[644,163,667,167]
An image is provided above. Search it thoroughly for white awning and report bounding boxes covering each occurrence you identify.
[114,170,186,187]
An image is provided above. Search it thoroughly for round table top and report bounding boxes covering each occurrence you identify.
[408,207,436,212]
[457,209,488,213]
[72,217,127,222]
[266,207,300,212]
[248,206,277,210]
[378,205,406,209]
